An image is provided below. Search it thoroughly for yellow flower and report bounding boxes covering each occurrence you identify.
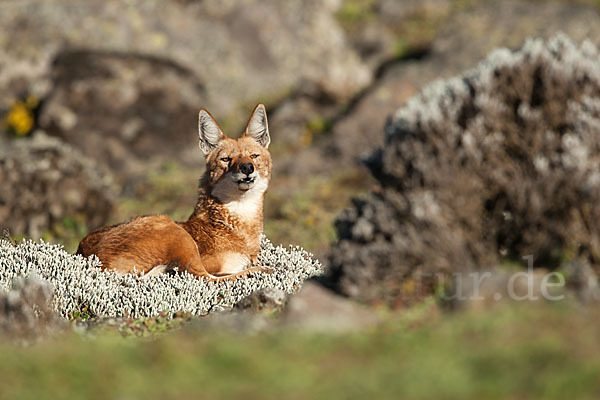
[5,98,36,136]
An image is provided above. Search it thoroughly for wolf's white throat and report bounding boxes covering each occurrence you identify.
[212,173,268,220]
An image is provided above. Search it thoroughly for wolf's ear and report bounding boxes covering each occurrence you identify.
[198,109,224,155]
[244,103,270,148]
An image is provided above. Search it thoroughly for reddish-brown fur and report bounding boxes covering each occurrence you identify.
[77,104,273,281]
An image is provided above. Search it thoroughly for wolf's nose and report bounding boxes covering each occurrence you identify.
[240,162,254,175]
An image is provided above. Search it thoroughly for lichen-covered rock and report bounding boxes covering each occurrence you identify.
[327,34,600,304]
[0,0,375,182]
[325,0,600,173]
[0,132,116,238]
[2,0,370,122]
[40,51,208,174]
[0,236,322,319]
[0,275,65,342]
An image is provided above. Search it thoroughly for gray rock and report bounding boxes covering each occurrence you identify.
[326,0,600,171]
[0,274,65,343]
[283,281,379,332]
[40,50,208,176]
[327,34,600,304]
[1,0,370,122]
[0,0,377,187]
[339,0,453,69]
[0,132,116,238]
[234,287,288,312]
[560,259,600,304]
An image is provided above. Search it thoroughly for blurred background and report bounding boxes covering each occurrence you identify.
[2,0,600,399]
[2,0,598,257]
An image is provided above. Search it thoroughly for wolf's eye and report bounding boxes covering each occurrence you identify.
[220,157,231,163]
[250,154,259,159]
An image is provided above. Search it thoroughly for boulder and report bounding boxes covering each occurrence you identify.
[327,35,600,305]
[326,0,600,171]
[0,132,115,238]
[1,0,370,124]
[0,0,376,183]
[283,281,379,332]
[40,50,208,176]
[0,275,65,343]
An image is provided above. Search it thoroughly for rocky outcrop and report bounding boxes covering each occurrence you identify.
[0,275,65,343]
[324,0,600,171]
[40,51,209,175]
[327,35,600,305]
[0,0,376,184]
[337,0,452,69]
[1,0,370,122]
[0,133,116,238]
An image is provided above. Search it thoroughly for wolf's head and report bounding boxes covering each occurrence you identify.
[198,104,272,208]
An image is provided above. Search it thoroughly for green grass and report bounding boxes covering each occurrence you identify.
[1,302,600,399]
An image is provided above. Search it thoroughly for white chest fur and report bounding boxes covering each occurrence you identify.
[212,174,268,220]
[219,252,251,274]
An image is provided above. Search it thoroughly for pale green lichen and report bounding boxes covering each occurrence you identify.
[0,236,322,319]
